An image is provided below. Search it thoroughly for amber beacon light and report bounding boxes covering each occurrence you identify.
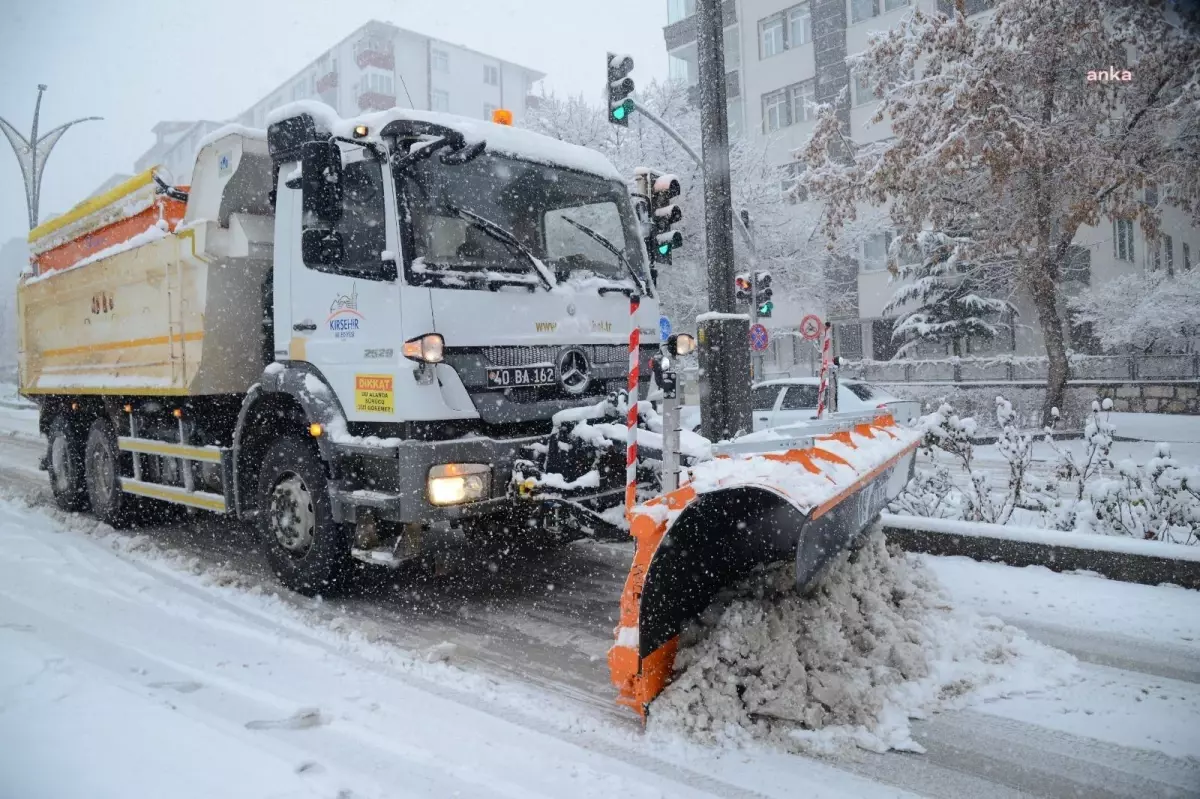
[491,108,514,126]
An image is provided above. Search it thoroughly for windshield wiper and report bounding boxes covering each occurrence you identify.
[559,216,646,296]
[443,203,554,291]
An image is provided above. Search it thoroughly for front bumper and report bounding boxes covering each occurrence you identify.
[327,431,625,526]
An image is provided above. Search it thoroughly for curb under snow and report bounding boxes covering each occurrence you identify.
[882,513,1200,589]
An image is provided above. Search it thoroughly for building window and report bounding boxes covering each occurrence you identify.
[484,65,499,86]
[364,73,393,95]
[834,322,864,359]
[760,16,785,58]
[1113,218,1134,262]
[790,79,815,123]
[1144,183,1158,206]
[850,0,877,23]
[484,103,498,120]
[1185,242,1193,271]
[432,89,450,112]
[762,89,790,132]
[759,4,810,60]
[728,99,745,139]
[669,52,692,83]
[862,232,891,271]
[668,0,697,24]
[788,5,812,46]
[432,48,450,73]
[852,74,874,106]
[725,25,741,67]
[883,0,909,10]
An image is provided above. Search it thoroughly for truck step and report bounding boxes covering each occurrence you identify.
[118,436,225,464]
[120,478,228,513]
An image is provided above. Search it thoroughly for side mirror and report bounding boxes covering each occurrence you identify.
[301,140,343,222]
[440,139,487,166]
[302,228,344,265]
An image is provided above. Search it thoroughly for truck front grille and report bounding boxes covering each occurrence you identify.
[482,345,632,368]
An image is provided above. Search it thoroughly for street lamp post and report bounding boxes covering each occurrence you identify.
[0,84,101,230]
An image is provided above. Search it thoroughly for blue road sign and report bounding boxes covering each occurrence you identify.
[659,316,672,342]
[749,323,769,351]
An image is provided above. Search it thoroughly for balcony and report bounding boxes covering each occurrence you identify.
[354,40,394,71]
[357,91,396,112]
[663,0,736,50]
[686,70,740,105]
[316,71,338,94]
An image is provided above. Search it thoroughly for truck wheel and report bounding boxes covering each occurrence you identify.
[257,437,355,596]
[84,418,134,529]
[47,414,88,512]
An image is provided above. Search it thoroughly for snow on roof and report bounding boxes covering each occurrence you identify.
[194,123,268,156]
[265,101,622,182]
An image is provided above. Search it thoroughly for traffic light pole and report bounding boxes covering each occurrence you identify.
[693,0,750,441]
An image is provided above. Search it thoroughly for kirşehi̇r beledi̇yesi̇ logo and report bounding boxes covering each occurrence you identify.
[328,284,362,339]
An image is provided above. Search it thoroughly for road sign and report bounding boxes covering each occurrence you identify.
[659,316,672,342]
[749,323,769,352]
[800,314,822,341]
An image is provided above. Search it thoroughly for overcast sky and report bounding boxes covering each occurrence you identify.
[0,0,671,245]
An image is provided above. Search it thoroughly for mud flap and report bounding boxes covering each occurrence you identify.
[608,427,918,719]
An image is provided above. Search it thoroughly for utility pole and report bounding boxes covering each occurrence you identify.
[694,0,751,442]
[0,84,101,230]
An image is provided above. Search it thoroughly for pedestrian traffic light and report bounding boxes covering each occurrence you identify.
[757,300,774,318]
[650,173,682,264]
[735,273,751,302]
[607,53,635,127]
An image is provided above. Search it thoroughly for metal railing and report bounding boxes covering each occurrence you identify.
[759,353,1200,384]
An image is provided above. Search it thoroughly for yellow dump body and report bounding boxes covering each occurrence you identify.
[17,130,276,398]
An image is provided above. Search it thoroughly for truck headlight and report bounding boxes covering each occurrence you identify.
[403,333,444,364]
[427,463,491,506]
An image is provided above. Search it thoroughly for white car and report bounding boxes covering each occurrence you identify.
[750,378,920,431]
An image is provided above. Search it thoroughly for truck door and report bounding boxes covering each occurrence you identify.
[289,145,403,417]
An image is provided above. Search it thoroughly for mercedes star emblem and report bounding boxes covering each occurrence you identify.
[557,348,591,396]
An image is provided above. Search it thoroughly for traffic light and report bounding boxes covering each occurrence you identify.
[607,53,635,126]
[755,271,773,317]
[735,273,751,302]
[650,173,683,264]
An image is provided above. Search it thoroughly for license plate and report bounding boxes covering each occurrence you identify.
[485,365,558,390]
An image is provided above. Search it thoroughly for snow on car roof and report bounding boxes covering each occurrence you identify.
[265,101,623,182]
[754,377,867,388]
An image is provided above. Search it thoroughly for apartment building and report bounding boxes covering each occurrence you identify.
[135,20,544,184]
[663,0,1198,365]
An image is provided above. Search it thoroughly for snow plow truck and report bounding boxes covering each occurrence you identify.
[16,100,920,718]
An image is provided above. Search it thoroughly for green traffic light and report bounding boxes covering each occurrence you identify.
[613,105,627,121]
[758,301,774,316]
[658,242,671,255]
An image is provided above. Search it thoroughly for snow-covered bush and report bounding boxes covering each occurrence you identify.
[1043,400,1116,530]
[896,398,1050,524]
[1076,444,1200,545]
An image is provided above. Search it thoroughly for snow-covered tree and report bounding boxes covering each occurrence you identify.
[524,80,825,327]
[798,0,1200,422]
[884,231,1018,357]
[1068,267,1200,353]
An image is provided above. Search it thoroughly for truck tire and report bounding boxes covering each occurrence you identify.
[84,418,134,529]
[47,414,88,512]
[256,436,355,596]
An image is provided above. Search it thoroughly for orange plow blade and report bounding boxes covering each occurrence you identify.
[608,412,922,719]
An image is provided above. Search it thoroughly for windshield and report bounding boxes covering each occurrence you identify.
[396,152,646,285]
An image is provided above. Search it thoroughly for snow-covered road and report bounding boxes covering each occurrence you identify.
[1,417,1198,798]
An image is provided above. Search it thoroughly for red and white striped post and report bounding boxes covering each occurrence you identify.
[815,321,832,419]
[625,295,641,520]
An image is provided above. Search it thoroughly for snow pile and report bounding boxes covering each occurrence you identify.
[650,530,1077,755]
